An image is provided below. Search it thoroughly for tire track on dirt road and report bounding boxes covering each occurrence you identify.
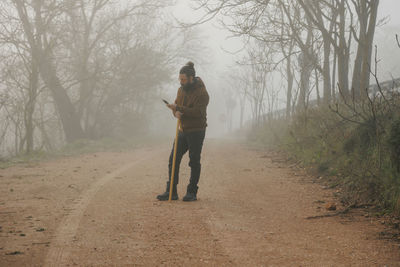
[44,150,153,267]
[55,144,234,266]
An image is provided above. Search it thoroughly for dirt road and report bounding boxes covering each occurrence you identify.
[1,140,399,266]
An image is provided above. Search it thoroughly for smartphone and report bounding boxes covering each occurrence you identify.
[162,99,169,105]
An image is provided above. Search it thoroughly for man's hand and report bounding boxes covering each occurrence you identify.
[174,111,183,120]
[167,103,177,111]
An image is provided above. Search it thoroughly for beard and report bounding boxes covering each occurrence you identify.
[182,80,195,91]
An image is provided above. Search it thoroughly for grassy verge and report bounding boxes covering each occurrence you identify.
[247,102,400,216]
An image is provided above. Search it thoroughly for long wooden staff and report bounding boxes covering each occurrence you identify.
[168,119,180,202]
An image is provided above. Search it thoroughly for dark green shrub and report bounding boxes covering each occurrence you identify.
[248,98,400,214]
[388,118,400,172]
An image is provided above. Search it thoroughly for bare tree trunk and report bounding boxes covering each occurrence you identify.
[282,34,294,119]
[286,55,294,118]
[24,60,39,153]
[239,87,247,128]
[297,19,313,113]
[315,68,321,105]
[337,0,350,98]
[359,0,379,100]
[332,31,338,101]
[351,1,366,101]
[322,35,332,104]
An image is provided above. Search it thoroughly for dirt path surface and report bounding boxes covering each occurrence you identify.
[1,140,400,266]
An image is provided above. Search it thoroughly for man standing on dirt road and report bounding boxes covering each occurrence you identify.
[157,62,209,202]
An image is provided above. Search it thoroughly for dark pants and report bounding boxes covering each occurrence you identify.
[168,130,206,194]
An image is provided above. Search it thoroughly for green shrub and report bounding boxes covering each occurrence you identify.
[248,98,400,214]
[388,118,400,172]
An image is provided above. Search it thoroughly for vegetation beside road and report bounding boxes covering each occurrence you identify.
[248,93,400,216]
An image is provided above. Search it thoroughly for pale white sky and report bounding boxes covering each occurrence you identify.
[170,0,400,75]
[379,0,400,26]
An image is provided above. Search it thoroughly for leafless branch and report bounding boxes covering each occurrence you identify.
[396,34,400,48]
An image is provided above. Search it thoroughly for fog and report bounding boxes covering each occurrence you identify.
[0,0,400,157]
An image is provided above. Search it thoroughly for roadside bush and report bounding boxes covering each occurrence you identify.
[389,118,400,172]
[248,94,400,215]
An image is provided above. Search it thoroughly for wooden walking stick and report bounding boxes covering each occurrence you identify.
[168,119,180,202]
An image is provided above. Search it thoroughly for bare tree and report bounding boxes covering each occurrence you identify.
[12,0,85,143]
[0,1,41,154]
[228,67,250,128]
[238,42,278,125]
[60,0,171,137]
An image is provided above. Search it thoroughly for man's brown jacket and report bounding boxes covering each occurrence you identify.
[175,77,209,132]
